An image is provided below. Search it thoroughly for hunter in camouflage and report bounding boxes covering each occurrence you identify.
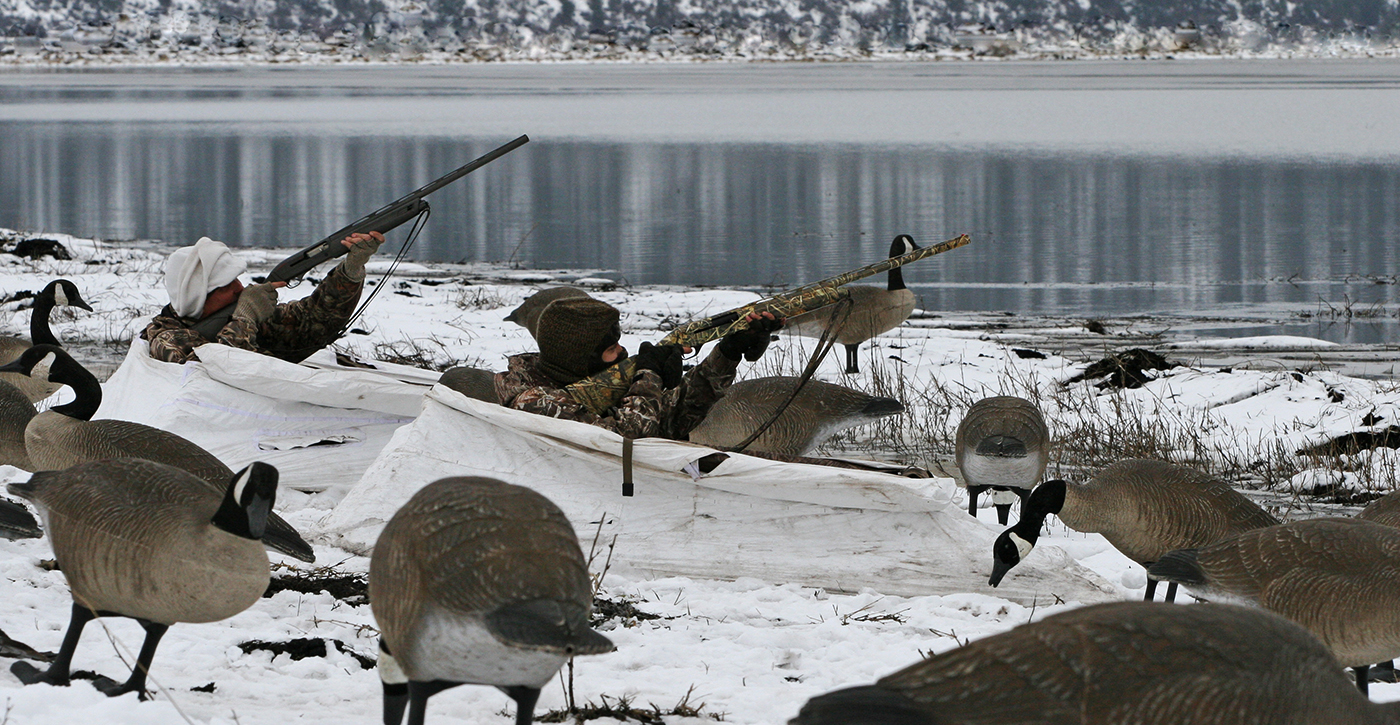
[496,296,780,440]
[142,232,383,364]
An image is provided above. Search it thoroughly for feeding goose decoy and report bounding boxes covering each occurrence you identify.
[0,495,41,539]
[785,235,918,375]
[6,459,277,698]
[370,476,614,725]
[790,601,1400,725]
[989,459,1278,602]
[955,396,1049,525]
[1149,517,1400,695]
[0,345,315,563]
[504,287,591,339]
[438,365,500,404]
[0,279,93,403]
[687,376,903,456]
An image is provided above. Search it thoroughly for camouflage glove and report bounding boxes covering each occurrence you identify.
[632,342,684,389]
[232,283,279,325]
[718,315,783,362]
[340,234,384,282]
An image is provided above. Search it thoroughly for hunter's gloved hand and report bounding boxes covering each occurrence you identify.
[632,342,684,389]
[232,283,279,325]
[718,312,783,362]
[339,231,385,282]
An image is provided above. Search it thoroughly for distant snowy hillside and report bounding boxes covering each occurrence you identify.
[1,0,1398,63]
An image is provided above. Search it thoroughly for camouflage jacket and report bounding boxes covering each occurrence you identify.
[141,264,363,365]
[496,348,738,440]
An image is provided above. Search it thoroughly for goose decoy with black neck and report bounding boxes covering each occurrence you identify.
[1149,517,1400,695]
[955,396,1049,525]
[504,287,591,339]
[785,235,918,375]
[6,459,276,698]
[687,376,903,456]
[0,345,315,563]
[370,476,614,725]
[0,496,41,539]
[0,279,92,403]
[989,459,1278,602]
[790,601,1400,725]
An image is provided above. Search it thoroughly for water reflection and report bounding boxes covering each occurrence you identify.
[1,125,1396,341]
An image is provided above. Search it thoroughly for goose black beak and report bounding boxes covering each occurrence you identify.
[989,558,1013,588]
[0,360,26,374]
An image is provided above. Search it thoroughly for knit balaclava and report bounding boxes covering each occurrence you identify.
[536,297,622,385]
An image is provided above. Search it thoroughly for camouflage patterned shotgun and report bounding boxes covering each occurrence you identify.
[565,233,972,415]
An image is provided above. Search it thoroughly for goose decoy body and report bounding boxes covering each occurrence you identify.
[989,459,1279,602]
[1358,490,1400,529]
[790,601,1400,725]
[1149,517,1400,695]
[687,377,903,456]
[6,459,276,698]
[785,235,918,375]
[0,279,92,403]
[0,378,36,470]
[504,287,591,339]
[438,366,500,404]
[0,495,41,539]
[0,345,315,563]
[370,476,614,725]
[955,395,1049,525]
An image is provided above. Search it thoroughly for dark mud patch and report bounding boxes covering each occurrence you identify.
[263,565,368,606]
[1296,426,1400,458]
[1064,348,1176,390]
[591,595,661,627]
[237,638,374,669]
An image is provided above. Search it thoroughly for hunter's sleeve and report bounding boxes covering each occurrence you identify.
[142,318,208,364]
[510,371,668,439]
[670,347,739,437]
[213,317,262,354]
[263,264,364,338]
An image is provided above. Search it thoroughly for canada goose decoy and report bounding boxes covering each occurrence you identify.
[6,459,276,698]
[438,366,500,404]
[1149,517,1400,695]
[0,495,41,539]
[687,376,903,456]
[785,235,918,375]
[790,601,1400,725]
[0,378,37,470]
[504,287,591,339]
[0,279,93,403]
[955,396,1049,525]
[989,459,1279,602]
[0,345,315,563]
[1358,490,1400,529]
[370,476,614,725]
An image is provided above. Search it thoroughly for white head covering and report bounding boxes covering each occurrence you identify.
[163,237,248,318]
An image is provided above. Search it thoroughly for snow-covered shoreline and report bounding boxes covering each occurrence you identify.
[2,227,1399,723]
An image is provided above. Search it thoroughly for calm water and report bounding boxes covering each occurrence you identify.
[0,63,1397,342]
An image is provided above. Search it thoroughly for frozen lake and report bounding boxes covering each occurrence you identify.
[0,60,1397,342]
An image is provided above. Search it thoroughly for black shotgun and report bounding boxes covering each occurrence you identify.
[267,134,530,283]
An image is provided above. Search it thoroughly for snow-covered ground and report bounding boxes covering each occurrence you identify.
[2,228,1399,723]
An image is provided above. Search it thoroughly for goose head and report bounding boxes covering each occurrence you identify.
[988,479,1066,587]
[213,461,280,540]
[0,344,68,382]
[41,279,93,313]
[886,235,919,292]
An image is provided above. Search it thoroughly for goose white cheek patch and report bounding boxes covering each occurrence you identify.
[32,352,57,382]
[231,467,253,503]
[53,285,69,307]
[1010,532,1034,560]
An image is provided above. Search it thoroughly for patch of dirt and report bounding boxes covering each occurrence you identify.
[591,595,661,627]
[237,638,375,669]
[1296,426,1400,458]
[263,564,369,606]
[7,238,71,260]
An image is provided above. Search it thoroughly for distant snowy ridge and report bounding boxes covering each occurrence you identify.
[2,0,1400,63]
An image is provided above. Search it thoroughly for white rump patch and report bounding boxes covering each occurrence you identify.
[378,648,409,685]
[989,488,1020,506]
